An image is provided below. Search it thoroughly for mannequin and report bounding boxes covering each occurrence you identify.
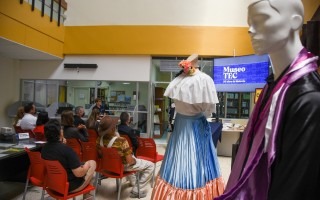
[216,0,320,199]
[152,54,224,199]
[247,0,304,79]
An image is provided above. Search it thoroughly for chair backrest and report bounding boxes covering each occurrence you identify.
[14,125,24,133]
[119,134,133,149]
[66,138,82,161]
[80,141,98,162]
[34,132,46,141]
[43,159,69,197]
[25,147,45,186]
[17,129,35,138]
[136,138,157,160]
[101,147,124,177]
[87,129,98,143]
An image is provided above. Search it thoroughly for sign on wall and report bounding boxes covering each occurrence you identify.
[213,54,270,92]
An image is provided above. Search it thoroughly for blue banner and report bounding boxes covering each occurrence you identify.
[213,54,270,92]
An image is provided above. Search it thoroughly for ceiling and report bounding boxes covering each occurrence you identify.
[0,37,62,60]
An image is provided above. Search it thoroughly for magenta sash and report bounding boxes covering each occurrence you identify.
[215,48,319,200]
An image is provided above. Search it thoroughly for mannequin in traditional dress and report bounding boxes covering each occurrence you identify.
[152,54,224,199]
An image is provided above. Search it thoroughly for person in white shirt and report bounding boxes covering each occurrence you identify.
[20,102,37,130]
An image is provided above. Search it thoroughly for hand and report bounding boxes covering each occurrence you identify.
[61,137,66,144]
[78,124,86,129]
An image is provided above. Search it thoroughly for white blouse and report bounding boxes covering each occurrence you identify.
[164,70,219,117]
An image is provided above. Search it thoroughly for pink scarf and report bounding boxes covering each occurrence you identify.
[216,48,318,200]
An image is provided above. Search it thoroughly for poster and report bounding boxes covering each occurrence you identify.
[254,88,263,103]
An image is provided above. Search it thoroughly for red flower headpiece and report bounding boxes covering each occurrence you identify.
[178,60,196,75]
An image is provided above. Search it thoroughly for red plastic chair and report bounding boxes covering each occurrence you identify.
[136,137,164,187]
[15,126,35,138]
[95,147,139,200]
[23,147,46,200]
[43,159,95,200]
[80,141,99,163]
[66,138,83,161]
[87,129,98,143]
[14,125,24,133]
[33,132,46,141]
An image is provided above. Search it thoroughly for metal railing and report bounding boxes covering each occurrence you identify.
[19,0,66,26]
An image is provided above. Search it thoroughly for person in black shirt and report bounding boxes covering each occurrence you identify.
[73,106,88,139]
[74,106,86,127]
[41,119,96,193]
[118,112,140,154]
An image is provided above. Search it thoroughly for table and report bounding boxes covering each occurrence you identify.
[0,137,43,182]
[216,128,243,157]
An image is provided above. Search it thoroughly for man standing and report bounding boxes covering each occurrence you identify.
[216,1,320,200]
[20,102,37,130]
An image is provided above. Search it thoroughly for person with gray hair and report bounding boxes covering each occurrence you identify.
[73,106,88,140]
[74,106,86,127]
[216,0,320,199]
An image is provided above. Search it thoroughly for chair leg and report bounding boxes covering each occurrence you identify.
[94,172,100,197]
[117,178,122,200]
[40,188,45,200]
[152,163,156,188]
[116,178,119,191]
[136,172,140,199]
[22,179,29,200]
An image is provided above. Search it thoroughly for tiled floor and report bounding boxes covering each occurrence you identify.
[3,143,231,200]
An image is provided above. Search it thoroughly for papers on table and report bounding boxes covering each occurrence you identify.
[0,143,15,149]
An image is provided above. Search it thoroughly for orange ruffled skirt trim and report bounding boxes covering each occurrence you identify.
[151,175,225,200]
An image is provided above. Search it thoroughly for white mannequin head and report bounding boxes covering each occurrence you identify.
[248,0,304,55]
[247,0,304,76]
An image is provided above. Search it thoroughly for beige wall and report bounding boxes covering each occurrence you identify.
[0,56,20,127]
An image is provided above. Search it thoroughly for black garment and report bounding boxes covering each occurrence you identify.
[268,71,320,200]
[64,126,88,142]
[118,123,139,153]
[73,115,85,127]
[41,142,84,192]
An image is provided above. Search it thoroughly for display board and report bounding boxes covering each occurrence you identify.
[213,54,270,92]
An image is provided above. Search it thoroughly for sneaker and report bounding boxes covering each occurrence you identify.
[130,191,147,198]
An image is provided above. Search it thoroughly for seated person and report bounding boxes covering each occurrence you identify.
[61,110,88,142]
[20,102,37,130]
[13,106,24,128]
[118,112,140,154]
[86,108,100,133]
[97,116,154,198]
[74,106,86,127]
[41,119,96,193]
[73,106,88,138]
[33,111,49,140]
